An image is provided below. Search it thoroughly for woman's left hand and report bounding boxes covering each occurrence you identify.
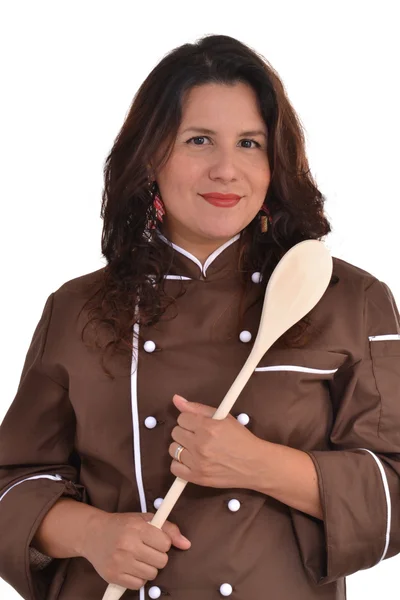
[169,394,264,489]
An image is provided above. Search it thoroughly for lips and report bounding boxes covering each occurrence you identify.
[200,193,242,200]
[200,192,242,208]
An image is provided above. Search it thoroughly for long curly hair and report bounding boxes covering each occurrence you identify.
[80,34,336,378]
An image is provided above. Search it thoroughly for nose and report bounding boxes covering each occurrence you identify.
[208,148,238,182]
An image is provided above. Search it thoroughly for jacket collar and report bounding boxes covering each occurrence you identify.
[156,230,241,281]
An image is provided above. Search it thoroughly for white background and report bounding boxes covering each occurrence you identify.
[1,1,399,598]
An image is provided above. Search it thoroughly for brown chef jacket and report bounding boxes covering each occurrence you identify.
[1,231,400,600]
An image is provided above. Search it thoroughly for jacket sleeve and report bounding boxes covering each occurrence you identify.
[0,293,89,600]
[290,278,400,585]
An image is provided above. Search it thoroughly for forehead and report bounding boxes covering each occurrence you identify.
[180,82,265,130]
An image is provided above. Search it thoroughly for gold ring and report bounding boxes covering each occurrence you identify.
[174,444,185,463]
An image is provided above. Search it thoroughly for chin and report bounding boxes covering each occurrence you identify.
[197,227,242,243]
[202,218,248,236]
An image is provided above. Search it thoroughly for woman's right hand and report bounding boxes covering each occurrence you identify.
[82,511,191,590]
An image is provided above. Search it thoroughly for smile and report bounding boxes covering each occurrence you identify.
[200,194,242,208]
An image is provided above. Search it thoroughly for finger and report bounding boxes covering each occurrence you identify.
[140,512,155,522]
[177,412,198,432]
[134,544,169,570]
[169,442,193,468]
[140,524,171,553]
[171,425,194,447]
[162,520,191,549]
[110,573,146,591]
[125,557,158,582]
[170,457,192,483]
[173,395,216,417]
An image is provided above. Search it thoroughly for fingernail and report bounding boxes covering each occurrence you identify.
[181,535,191,543]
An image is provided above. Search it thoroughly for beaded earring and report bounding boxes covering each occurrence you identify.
[146,178,166,230]
[260,202,273,233]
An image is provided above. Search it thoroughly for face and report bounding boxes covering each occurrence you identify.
[153,82,271,257]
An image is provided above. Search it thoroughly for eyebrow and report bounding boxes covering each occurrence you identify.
[181,127,267,138]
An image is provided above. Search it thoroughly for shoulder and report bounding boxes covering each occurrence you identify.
[49,267,107,325]
[331,255,399,318]
[318,255,380,323]
[332,255,379,291]
[54,266,106,298]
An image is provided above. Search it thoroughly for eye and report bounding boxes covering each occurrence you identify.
[185,136,262,148]
[240,139,262,149]
[186,136,210,145]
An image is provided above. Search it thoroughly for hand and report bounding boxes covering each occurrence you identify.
[82,511,191,590]
[169,394,263,489]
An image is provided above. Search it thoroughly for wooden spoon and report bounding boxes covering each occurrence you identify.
[102,239,333,600]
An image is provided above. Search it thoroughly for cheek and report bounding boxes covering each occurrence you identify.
[159,157,201,198]
[251,154,271,186]
[253,173,271,206]
[256,164,271,190]
[243,183,270,216]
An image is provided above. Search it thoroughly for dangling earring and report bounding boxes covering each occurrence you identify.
[146,178,166,230]
[259,202,273,233]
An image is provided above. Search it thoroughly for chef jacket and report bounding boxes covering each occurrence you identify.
[1,231,400,600]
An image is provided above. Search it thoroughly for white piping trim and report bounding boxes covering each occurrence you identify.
[131,319,147,514]
[131,314,147,600]
[156,230,240,278]
[146,274,192,284]
[255,365,339,374]
[0,474,62,502]
[369,335,400,341]
[156,232,203,272]
[358,448,391,562]
[203,234,240,276]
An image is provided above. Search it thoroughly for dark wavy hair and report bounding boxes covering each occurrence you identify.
[80,34,337,378]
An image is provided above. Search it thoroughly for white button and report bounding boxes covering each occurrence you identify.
[239,330,252,343]
[148,586,161,599]
[153,497,163,510]
[251,271,262,283]
[144,416,157,429]
[237,413,250,426]
[220,583,233,596]
[228,499,241,512]
[144,340,156,353]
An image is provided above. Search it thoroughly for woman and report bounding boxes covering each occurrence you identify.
[1,33,399,600]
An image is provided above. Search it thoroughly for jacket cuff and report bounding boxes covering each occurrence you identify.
[294,449,388,585]
[0,476,87,600]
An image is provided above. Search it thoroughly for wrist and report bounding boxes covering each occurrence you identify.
[246,438,277,494]
[79,505,109,559]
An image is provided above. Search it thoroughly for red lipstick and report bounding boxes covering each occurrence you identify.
[200,192,242,207]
